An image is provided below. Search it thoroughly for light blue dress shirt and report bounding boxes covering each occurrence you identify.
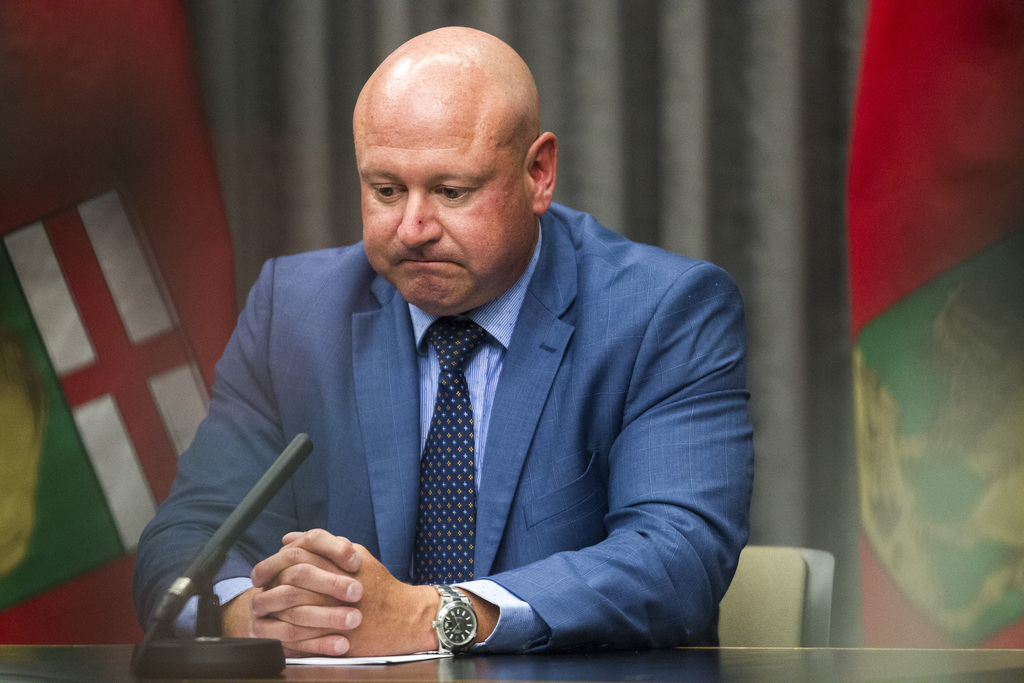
[408,229,544,652]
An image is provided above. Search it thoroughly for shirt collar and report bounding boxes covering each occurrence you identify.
[410,225,542,353]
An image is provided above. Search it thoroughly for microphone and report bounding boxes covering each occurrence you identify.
[131,433,314,679]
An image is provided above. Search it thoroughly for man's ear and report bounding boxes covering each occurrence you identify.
[525,132,558,215]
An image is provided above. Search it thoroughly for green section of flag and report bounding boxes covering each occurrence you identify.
[858,230,1023,431]
[857,228,1024,644]
[0,243,123,610]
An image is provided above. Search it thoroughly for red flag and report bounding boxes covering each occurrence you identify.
[848,0,1024,647]
[0,1,235,643]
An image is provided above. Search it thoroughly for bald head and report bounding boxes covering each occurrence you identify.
[354,27,540,157]
[354,27,557,316]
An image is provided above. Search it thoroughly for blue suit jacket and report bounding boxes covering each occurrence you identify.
[134,203,754,650]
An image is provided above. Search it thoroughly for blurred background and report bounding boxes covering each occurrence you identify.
[5,0,1020,650]
[184,0,867,646]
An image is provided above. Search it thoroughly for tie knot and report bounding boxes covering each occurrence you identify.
[429,317,487,372]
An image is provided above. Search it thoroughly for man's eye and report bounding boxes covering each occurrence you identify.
[377,186,396,198]
[439,187,468,201]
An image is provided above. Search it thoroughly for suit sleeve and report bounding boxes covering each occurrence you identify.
[132,258,302,626]
[489,262,754,650]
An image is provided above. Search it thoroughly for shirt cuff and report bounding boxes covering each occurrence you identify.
[456,579,548,652]
[172,577,254,637]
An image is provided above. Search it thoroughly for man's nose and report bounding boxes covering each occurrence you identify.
[397,192,442,247]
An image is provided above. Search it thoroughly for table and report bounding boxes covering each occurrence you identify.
[1,644,1023,682]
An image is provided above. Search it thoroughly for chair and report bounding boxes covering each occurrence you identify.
[718,545,835,647]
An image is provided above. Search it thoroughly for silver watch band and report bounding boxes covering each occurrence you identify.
[433,585,477,654]
[436,584,468,603]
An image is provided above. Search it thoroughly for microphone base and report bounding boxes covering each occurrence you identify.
[131,637,284,679]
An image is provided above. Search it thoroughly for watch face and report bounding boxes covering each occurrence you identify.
[441,604,477,647]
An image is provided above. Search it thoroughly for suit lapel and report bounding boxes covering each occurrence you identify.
[350,213,579,580]
[475,214,577,576]
[351,278,420,579]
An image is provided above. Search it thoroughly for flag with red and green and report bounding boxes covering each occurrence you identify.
[0,1,235,644]
[849,0,1024,648]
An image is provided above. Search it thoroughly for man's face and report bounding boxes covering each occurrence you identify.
[356,88,540,316]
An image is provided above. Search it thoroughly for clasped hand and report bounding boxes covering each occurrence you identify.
[221,529,439,657]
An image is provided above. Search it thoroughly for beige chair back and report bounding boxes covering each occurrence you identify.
[718,545,834,647]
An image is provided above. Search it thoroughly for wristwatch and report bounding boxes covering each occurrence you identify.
[432,585,477,654]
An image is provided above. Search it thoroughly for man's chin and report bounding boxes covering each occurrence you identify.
[392,271,475,316]
[397,284,464,316]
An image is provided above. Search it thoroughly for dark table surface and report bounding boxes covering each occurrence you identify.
[2,644,1024,682]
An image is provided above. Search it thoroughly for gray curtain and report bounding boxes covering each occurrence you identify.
[186,0,867,647]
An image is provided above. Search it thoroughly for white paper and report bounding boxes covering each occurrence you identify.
[286,652,452,666]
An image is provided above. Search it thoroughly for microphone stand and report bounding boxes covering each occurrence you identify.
[131,433,314,679]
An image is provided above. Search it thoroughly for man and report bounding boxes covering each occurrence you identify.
[134,26,754,657]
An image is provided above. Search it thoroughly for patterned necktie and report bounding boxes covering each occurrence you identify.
[414,316,487,585]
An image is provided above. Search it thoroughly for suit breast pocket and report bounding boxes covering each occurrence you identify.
[524,450,608,533]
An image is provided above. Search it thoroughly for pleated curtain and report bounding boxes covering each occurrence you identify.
[186,0,867,646]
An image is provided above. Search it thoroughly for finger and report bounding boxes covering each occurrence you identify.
[251,613,353,658]
[284,529,362,573]
[250,579,363,619]
[251,543,349,588]
[268,604,363,633]
[281,634,352,658]
[266,562,363,603]
[250,614,334,645]
[249,583,340,618]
